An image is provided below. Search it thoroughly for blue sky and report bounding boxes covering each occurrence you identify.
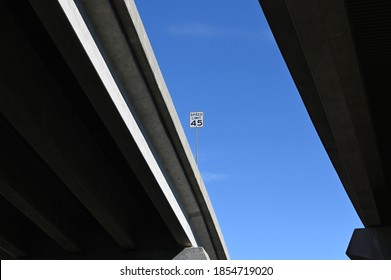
[134,0,363,259]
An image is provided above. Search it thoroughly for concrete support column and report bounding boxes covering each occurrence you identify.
[347,227,391,259]
[173,247,210,260]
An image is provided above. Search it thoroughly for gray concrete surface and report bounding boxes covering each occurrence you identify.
[173,247,210,260]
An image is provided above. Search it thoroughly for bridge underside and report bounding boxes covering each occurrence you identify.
[259,0,391,259]
[0,0,228,260]
[0,0,182,260]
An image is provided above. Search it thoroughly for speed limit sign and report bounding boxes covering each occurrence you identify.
[189,112,204,128]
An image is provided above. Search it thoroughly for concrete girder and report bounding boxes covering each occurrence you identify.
[29,0,197,248]
[0,234,25,259]
[0,177,80,254]
[259,0,384,226]
[0,4,137,249]
[72,0,228,259]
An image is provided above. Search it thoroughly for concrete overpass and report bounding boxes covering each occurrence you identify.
[259,0,391,259]
[0,0,228,260]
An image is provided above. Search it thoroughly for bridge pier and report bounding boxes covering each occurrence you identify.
[173,247,210,260]
[347,227,391,259]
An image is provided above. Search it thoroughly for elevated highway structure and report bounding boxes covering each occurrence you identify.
[0,0,228,260]
[259,0,391,259]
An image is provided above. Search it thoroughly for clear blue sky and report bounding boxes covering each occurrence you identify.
[134,0,363,260]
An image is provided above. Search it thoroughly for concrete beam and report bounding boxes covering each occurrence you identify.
[347,227,391,260]
[0,177,80,253]
[73,0,228,259]
[51,248,182,260]
[27,0,197,247]
[0,5,137,249]
[0,234,25,259]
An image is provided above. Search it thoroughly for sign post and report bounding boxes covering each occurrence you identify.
[189,112,204,165]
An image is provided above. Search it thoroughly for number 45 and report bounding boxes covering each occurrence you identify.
[191,119,203,127]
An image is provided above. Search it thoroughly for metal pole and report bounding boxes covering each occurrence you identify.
[196,127,199,165]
